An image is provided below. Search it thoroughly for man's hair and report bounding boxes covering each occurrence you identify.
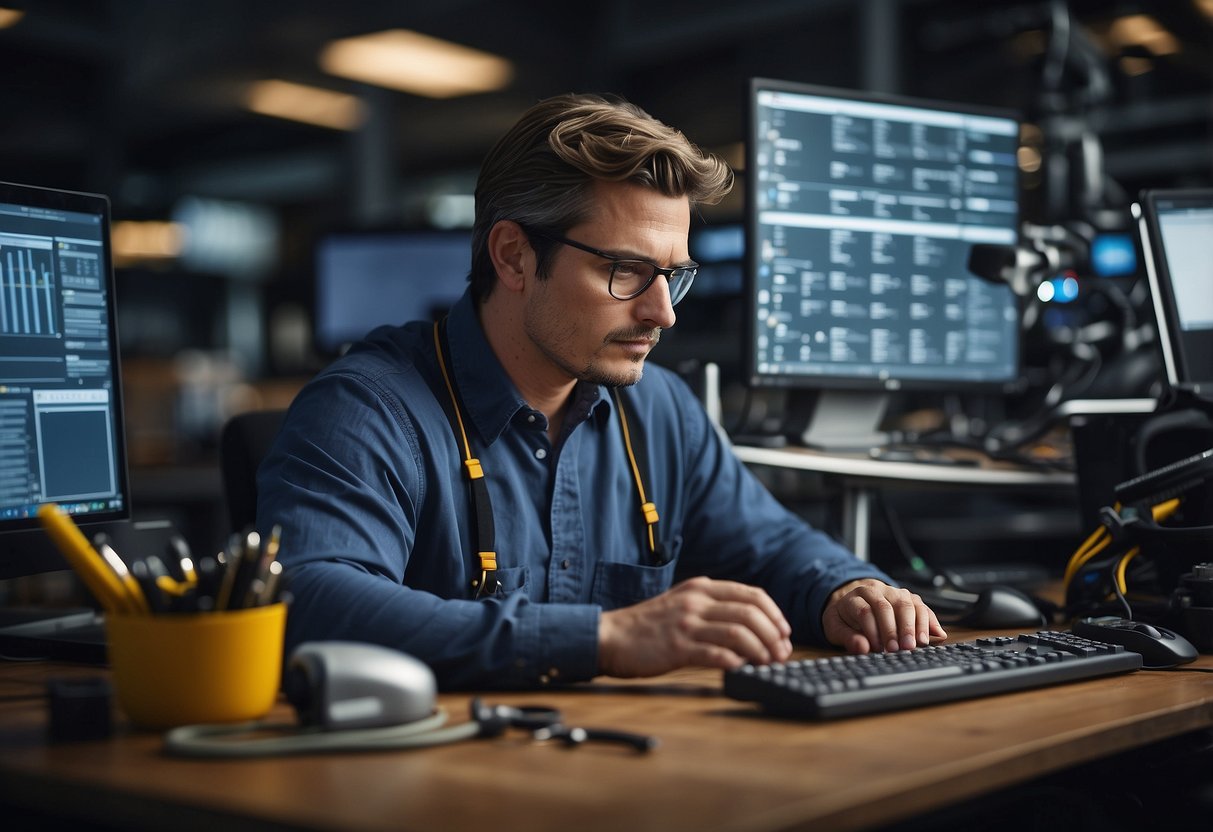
[469,93,734,303]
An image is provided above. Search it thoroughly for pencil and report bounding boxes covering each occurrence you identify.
[36,504,139,615]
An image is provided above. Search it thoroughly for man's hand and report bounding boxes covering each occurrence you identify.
[598,577,793,677]
[822,579,947,654]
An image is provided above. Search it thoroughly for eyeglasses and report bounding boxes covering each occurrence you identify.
[524,228,698,305]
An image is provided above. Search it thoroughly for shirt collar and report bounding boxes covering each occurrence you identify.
[444,289,526,445]
[443,289,613,445]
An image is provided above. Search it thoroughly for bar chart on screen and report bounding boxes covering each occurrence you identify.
[0,235,59,338]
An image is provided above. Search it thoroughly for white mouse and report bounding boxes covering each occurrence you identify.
[285,641,437,730]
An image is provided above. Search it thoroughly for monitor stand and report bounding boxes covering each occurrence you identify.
[799,390,890,453]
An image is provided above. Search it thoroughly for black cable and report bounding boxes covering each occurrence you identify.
[1042,0,1071,95]
[723,384,756,438]
[1110,570,1134,620]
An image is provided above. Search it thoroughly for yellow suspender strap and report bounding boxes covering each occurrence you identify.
[432,320,664,584]
[433,322,497,585]
[612,388,662,561]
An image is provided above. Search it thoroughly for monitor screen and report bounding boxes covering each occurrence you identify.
[0,180,129,579]
[314,229,471,354]
[1134,189,1213,398]
[745,79,1022,449]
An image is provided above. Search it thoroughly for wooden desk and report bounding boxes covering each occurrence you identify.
[1,637,1211,832]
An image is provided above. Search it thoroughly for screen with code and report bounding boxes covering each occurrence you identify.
[746,79,1022,391]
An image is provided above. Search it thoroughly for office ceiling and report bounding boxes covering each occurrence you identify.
[0,0,1209,229]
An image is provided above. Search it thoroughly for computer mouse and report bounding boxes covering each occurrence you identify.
[284,641,437,730]
[1071,616,1199,669]
[953,585,1048,630]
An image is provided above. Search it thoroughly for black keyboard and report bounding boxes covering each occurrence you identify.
[723,631,1143,720]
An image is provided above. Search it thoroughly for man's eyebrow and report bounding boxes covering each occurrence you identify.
[607,246,698,269]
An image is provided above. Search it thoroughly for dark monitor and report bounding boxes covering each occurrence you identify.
[745,78,1022,450]
[0,181,129,581]
[314,229,471,354]
[689,222,745,297]
[1133,189,1213,399]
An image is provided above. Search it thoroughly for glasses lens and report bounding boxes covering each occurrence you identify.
[608,261,656,300]
[667,268,696,305]
[608,262,696,304]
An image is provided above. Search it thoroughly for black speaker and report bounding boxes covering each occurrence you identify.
[1174,563,1213,653]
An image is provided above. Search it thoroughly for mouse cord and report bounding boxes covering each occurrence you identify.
[877,492,945,588]
[162,707,482,757]
[1109,564,1135,620]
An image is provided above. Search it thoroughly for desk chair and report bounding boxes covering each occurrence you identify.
[219,409,286,533]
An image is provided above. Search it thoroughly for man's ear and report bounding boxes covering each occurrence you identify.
[487,220,531,293]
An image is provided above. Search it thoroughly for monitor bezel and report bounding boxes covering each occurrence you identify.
[0,180,130,577]
[743,77,1024,394]
[1133,187,1213,397]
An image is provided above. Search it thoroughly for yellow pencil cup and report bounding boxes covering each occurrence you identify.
[106,603,287,730]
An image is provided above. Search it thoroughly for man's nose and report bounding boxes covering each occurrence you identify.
[633,276,677,330]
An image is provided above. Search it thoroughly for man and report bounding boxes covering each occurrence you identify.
[258,93,945,689]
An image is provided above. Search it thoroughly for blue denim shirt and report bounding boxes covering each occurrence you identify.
[257,289,891,689]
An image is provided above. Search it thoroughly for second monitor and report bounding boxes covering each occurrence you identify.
[745,78,1022,451]
[314,229,471,356]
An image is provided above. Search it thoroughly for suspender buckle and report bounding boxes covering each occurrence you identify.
[473,571,502,599]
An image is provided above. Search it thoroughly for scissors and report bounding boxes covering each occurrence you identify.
[469,698,658,753]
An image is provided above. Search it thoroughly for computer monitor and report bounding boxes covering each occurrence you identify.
[314,229,471,355]
[0,181,129,583]
[1133,189,1213,400]
[745,78,1022,450]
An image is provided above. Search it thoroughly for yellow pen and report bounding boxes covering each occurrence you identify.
[155,574,193,599]
[36,503,140,615]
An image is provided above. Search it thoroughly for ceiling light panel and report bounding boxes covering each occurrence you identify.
[320,29,513,98]
[246,80,365,131]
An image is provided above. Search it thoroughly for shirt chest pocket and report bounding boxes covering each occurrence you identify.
[589,541,680,609]
[475,565,529,599]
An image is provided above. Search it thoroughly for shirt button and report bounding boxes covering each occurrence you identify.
[535,448,547,460]
[526,413,537,424]
[561,559,570,569]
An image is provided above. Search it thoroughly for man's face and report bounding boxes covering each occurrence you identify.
[522,180,691,388]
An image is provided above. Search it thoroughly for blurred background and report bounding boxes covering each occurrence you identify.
[0,0,1208,562]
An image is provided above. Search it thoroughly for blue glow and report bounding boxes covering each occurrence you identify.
[1060,275,1079,301]
[1042,275,1080,303]
[1090,233,1137,277]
